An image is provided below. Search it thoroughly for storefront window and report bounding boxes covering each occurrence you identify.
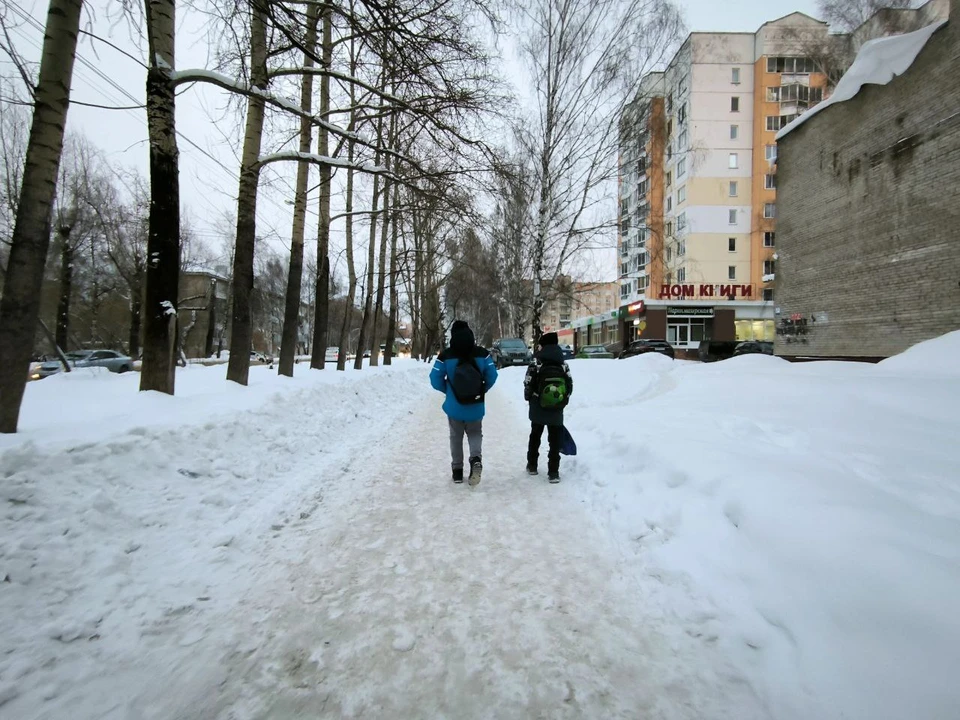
[735,320,775,341]
[667,319,706,347]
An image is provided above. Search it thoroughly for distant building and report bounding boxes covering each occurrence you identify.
[616,1,949,357]
[178,268,230,359]
[774,3,958,359]
[524,276,619,341]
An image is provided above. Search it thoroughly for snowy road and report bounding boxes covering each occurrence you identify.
[125,378,763,720]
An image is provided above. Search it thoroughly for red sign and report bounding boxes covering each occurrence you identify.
[658,284,754,300]
[627,301,645,314]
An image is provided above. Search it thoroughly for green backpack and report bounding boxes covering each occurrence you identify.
[538,366,568,409]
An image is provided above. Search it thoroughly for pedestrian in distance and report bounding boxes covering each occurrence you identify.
[430,320,499,485]
[523,332,573,483]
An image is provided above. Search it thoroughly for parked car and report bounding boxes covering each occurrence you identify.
[697,339,739,363]
[490,338,532,368]
[576,344,615,359]
[250,351,272,363]
[324,346,340,363]
[35,349,134,379]
[733,341,774,357]
[619,340,675,360]
[560,344,575,360]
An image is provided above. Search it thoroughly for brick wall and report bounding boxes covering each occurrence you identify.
[775,13,960,358]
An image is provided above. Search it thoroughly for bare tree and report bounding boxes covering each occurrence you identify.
[818,0,916,32]
[0,0,83,433]
[514,0,682,341]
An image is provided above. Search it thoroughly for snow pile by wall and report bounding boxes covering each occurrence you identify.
[539,334,960,718]
[777,19,948,139]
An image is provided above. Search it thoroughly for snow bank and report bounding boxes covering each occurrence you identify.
[878,329,960,376]
[778,19,948,139]
[0,361,431,717]
[505,334,960,719]
[5,359,410,452]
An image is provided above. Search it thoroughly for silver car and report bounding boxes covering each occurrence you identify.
[35,350,135,379]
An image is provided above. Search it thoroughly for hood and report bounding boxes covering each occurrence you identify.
[449,327,476,358]
[536,344,565,364]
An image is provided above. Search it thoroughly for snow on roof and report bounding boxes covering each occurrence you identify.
[776,19,948,140]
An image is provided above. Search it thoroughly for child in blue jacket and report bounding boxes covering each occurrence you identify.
[430,320,498,485]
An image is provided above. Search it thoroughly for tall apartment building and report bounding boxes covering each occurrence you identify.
[618,13,836,352]
[524,276,619,340]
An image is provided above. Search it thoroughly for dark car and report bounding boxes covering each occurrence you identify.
[491,338,531,368]
[619,340,675,360]
[698,340,739,363]
[560,344,575,360]
[576,344,615,359]
[733,341,774,357]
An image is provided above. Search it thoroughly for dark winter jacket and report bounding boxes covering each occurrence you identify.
[524,344,573,427]
[430,326,498,422]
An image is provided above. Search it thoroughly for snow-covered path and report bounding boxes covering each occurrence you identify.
[128,382,764,720]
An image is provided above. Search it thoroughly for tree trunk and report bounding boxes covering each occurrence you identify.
[204,279,215,358]
[354,159,380,370]
[336,159,356,372]
[384,180,400,365]
[226,2,268,386]
[141,0,181,395]
[0,0,83,432]
[309,6,333,370]
[129,276,142,358]
[279,4,318,378]
[370,112,393,368]
[56,227,73,351]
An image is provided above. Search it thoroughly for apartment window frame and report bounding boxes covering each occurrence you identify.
[677,212,687,232]
[728,209,737,225]
[677,157,686,178]
[677,267,686,282]
[762,288,774,301]
[764,231,776,247]
[729,153,739,169]
[666,171,673,188]
[729,180,738,197]
[765,144,778,163]
[666,196,673,212]
[677,186,686,204]
[731,67,741,85]
[728,265,737,280]
[765,174,777,190]
[764,202,776,219]
[730,124,739,140]
[764,259,776,275]
[731,96,740,112]
[728,237,736,252]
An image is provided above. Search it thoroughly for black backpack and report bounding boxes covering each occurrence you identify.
[451,357,485,405]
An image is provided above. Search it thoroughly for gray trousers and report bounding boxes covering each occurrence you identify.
[448,418,482,469]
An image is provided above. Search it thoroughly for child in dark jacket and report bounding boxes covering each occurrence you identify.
[430,320,498,485]
[523,332,573,483]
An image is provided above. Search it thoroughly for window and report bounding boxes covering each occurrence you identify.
[729,181,738,197]
[677,103,687,124]
[637,156,646,175]
[728,266,737,280]
[764,259,776,275]
[621,282,633,299]
[621,261,630,277]
[667,143,673,161]
[731,67,741,84]
[767,115,798,131]
[764,203,776,219]
[731,96,740,112]
[677,267,686,282]
[729,153,738,169]
[765,144,778,163]
[677,158,686,178]
[762,288,774,301]
[677,186,686,204]
[765,174,777,190]
[677,213,687,231]
[666,171,672,188]
[678,239,686,256]
[728,237,736,252]
[728,209,737,224]
[666,196,673,212]
[678,127,689,150]
[730,124,739,140]
[665,221,673,237]
[638,179,648,195]
[766,56,817,74]
[764,231,776,247]
[667,246,673,262]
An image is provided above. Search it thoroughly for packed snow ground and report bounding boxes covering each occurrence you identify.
[2,336,959,719]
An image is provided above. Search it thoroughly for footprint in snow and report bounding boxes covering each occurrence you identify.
[392,626,416,652]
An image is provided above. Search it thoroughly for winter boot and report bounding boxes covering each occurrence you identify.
[468,456,482,486]
[452,467,464,484]
[526,463,539,475]
[548,470,560,484]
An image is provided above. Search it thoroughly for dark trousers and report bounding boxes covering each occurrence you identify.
[528,423,562,473]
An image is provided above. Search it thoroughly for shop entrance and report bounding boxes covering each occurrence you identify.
[667,316,709,349]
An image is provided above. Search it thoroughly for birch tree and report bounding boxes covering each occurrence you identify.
[515,0,681,340]
[0,0,83,432]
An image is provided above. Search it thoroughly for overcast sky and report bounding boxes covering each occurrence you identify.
[7,0,822,284]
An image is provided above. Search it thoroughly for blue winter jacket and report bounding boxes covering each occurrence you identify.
[430,348,498,422]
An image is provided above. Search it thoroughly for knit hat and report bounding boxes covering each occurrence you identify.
[539,332,559,346]
[451,320,469,332]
